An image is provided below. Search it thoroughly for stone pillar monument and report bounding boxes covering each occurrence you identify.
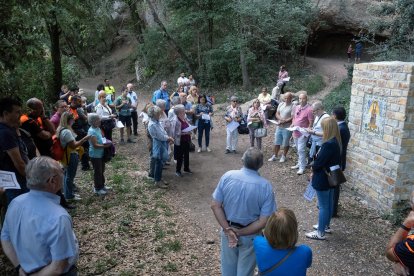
[347,61,414,211]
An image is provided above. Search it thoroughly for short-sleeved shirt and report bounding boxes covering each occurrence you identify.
[183,101,193,121]
[21,115,53,156]
[212,167,277,226]
[258,93,272,105]
[254,236,312,276]
[59,129,76,149]
[127,91,138,111]
[88,127,104,158]
[1,190,79,273]
[277,102,293,128]
[292,104,314,138]
[115,96,132,116]
[50,112,61,129]
[104,85,115,95]
[311,113,330,145]
[0,123,29,189]
[394,234,414,275]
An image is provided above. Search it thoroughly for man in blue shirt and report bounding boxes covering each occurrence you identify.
[1,156,79,275]
[152,81,171,114]
[211,147,277,276]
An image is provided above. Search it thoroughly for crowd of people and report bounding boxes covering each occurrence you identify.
[0,70,410,275]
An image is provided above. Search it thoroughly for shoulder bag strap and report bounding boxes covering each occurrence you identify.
[259,247,296,276]
[314,112,327,127]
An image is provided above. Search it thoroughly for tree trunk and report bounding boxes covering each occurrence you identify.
[240,46,251,90]
[126,0,146,44]
[46,11,62,102]
[146,0,195,73]
[208,0,213,49]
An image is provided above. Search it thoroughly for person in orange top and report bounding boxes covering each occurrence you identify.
[20,98,55,156]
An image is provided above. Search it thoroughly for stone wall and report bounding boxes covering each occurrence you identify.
[347,61,414,211]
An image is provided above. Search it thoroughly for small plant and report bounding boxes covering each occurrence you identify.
[166,240,182,252]
[163,262,178,272]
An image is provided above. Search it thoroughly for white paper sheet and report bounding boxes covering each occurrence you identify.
[182,125,197,133]
[286,126,309,136]
[102,137,107,144]
[226,121,240,132]
[0,170,21,189]
[116,120,124,128]
[267,119,280,125]
[282,77,290,82]
[260,104,267,111]
[201,114,211,121]
[304,181,316,201]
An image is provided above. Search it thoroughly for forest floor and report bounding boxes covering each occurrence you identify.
[0,57,398,275]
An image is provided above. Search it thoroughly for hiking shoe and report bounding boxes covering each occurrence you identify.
[297,169,304,175]
[291,164,299,169]
[94,188,108,195]
[313,224,333,234]
[127,139,136,143]
[268,155,277,162]
[155,181,168,189]
[279,155,286,163]
[305,230,326,240]
[183,169,193,174]
[206,147,212,152]
[175,171,182,177]
[225,149,231,154]
[197,148,202,153]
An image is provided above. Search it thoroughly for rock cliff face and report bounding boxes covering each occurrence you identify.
[308,0,386,57]
[314,0,384,33]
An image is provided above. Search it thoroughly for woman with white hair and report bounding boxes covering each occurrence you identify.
[171,105,192,177]
[147,106,174,188]
[87,113,113,195]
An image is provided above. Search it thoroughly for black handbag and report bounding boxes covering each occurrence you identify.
[324,168,347,187]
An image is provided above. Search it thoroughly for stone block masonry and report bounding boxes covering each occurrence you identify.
[347,61,414,211]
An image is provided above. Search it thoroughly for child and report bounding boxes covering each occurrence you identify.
[347,44,353,62]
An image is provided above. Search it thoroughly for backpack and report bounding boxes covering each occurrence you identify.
[238,114,249,135]
[51,134,65,161]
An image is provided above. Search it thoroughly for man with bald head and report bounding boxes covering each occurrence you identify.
[126,83,139,136]
[268,92,294,163]
[20,98,55,156]
[290,93,313,175]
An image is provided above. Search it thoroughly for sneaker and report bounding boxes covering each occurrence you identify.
[268,155,277,162]
[145,175,155,180]
[67,194,82,201]
[127,139,136,143]
[175,171,182,177]
[103,186,112,191]
[197,148,202,153]
[297,169,304,175]
[206,147,212,152]
[155,181,168,189]
[305,230,326,240]
[279,155,286,163]
[225,149,231,154]
[291,164,299,169]
[94,188,108,195]
[162,179,169,185]
[183,169,193,174]
[173,159,177,164]
[313,224,333,234]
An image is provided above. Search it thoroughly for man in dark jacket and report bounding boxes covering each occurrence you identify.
[332,106,351,217]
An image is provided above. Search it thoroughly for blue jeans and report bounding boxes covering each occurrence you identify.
[220,230,257,276]
[198,121,211,148]
[64,153,79,199]
[150,157,163,182]
[316,188,334,235]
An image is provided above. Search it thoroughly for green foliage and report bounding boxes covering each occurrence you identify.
[369,0,414,61]
[323,80,352,116]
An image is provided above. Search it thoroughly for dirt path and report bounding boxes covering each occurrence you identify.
[306,57,349,100]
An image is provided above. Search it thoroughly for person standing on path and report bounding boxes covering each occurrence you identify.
[126,83,139,136]
[347,44,353,62]
[115,88,134,144]
[153,81,171,114]
[104,78,116,101]
[332,106,350,217]
[290,93,313,175]
[224,96,242,154]
[211,147,277,276]
[247,99,267,150]
[268,92,293,163]
[306,101,330,164]
[355,41,363,63]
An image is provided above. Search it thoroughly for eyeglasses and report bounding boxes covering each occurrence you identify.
[232,100,238,103]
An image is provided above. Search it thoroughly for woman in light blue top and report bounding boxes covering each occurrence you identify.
[147,106,174,189]
[87,113,112,196]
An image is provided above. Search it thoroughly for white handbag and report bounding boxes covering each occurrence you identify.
[254,128,267,138]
